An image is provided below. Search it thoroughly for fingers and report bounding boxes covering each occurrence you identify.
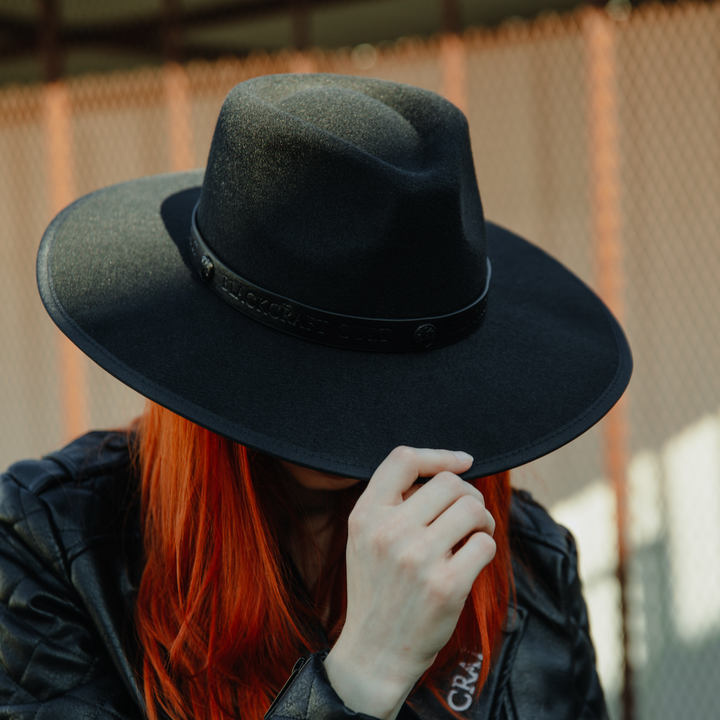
[424,494,496,551]
[401,484,423,502]
[447,531,497,594]
[399,470,487,527]
[364,447,473,505]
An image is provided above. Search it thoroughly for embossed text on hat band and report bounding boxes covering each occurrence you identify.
[189,205,490,353]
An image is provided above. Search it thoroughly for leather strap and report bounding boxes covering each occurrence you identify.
[189,205,490,353]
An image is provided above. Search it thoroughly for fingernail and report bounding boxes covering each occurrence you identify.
[453,451,474,464]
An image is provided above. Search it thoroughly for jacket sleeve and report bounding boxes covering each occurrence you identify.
[0,454,143,720]
[265,652,421,720]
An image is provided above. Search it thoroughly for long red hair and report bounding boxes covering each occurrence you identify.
[133,401,513,720]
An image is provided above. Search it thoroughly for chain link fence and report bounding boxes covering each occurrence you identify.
[1,3,719,718]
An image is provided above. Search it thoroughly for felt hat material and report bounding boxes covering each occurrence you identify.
[37,74,632,479]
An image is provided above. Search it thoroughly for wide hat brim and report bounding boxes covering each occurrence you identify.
[38,170,632,480]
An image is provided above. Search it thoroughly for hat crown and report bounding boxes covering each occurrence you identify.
[196,74,488,319]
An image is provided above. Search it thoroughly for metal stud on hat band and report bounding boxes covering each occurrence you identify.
[189,205,490,353]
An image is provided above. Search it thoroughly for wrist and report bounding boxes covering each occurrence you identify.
[323,642,419,720]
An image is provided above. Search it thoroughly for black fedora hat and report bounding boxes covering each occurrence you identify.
[37,73,631,480]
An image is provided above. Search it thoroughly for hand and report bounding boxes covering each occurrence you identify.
[324,447,496,719]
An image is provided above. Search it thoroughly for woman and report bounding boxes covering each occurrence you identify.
[0,74,630,719]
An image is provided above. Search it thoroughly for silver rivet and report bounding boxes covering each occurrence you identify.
[200,255,214,281]
[413,323,436,348]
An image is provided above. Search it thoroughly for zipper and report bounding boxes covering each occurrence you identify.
[264,656,309,718]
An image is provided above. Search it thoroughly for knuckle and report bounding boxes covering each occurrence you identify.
[347,514,360,537]
[425,572,458,605]
[371,522,401,555]
[470,531,497,560]
[486,510,496,536]
[435,470,459,485]
[459,494,486,521]
[347,507,367,536]
[464,482,485,506]
[390,445,416,463]
[485,535,498,559]
[395,540,428,572]
[395,544,419,569]
[434,471,463,493]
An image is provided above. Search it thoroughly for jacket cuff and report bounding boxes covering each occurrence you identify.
[266,651,417,720]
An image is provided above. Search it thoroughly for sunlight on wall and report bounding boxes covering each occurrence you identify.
[663,413,720,643]
[628,450,663,549]
[552,479,622,693]
[550,408,720,695]
[552,480,618,578]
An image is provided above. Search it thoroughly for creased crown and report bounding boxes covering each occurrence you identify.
[196,74,488,319]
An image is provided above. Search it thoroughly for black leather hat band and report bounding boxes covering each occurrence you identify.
[189,205,490,352]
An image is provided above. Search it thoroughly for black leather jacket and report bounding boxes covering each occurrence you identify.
[0,432,607,719]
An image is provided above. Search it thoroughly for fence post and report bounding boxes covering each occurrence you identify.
[440,33,468,116]
[164,62,195,172]
[289,51,317,74]
[43,81,88,442]
[584,8,634,720]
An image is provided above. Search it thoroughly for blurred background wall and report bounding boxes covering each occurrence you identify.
[1,1,719,719]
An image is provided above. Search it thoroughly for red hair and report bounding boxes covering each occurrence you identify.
[133,402,513,720]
